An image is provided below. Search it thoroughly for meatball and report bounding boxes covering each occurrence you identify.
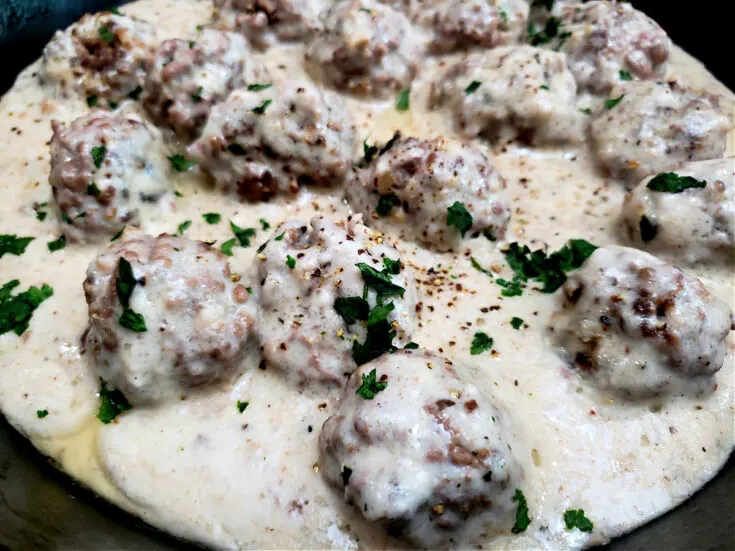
[254,216,418,387]
[212,0,325,49]
[84,231,257,404]
[432,46,584,145]
[589,80,731,184]
[622,159,735,264]
[143,30,267,140]
[410,0,528,54]
[348,135,511,251]
[551,1,670,93]
[187,82,356,201]
[304,0,423,97]
[49,111,170,243]
[319,348,521,547]
[39,12,156,102]
[549,246,733,399]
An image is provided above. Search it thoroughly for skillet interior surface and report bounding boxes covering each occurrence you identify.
[0,1,733,549]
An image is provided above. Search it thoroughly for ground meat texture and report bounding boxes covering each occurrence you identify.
[410,0,528,54]
[550,1,670,93]
[212,0,325,49]
[49,111,170,243]
[589,80,731,184]
[304,0,423,97]
[319,349,521,547]
[143,30,266,140]
[39,12,156,102]
[84,231,257,404]
[348,136,511,251]
[549,246,733,399]
[432,46,583,145]
[254,216,418,388]
[187,82,356,201]
[622,158,735,264]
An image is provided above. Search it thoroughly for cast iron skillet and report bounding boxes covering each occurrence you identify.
[0,1,733,549]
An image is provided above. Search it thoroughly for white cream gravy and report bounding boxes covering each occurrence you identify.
[0,0,733,549]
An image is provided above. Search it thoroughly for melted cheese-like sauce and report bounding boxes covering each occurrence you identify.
[0,0,733,549]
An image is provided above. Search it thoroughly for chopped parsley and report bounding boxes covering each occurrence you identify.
[352,319,396,365]
[230,220,256,247]
[109,7,121,15]
[497,277,524,297]
[564,509,593,532]
[341,466,353,486]
[604,94,625,109]
[274,232,285,241]
[510,317,524,330]
[355,263,405,298]
[646,172,707,193]
[465,80,482,95]
[382,257,401,275]
[470,256,493,278]
[619,69,633,81]
[247,83,272,91]
[359,7,373,13]
[639,215,658,243]
[191,86,203,103]
[202,212,221,225]
[227,143,247,155]
[499,7,508,21]
[0,234,34,258]
[259,218,270,231]
[395,89,410,112]
[108,99,119,109]
[379,131,400,155]
[36,409,49,418]
[334,296,370,325]
[119,308,146,332]
[470,331,493,355]
[177,220,192,236]
[86,182,101,196]
[98,26,116,44]
[528,16,561,46]
[91,145,107,169]
[252,99,273,114]
[579,107,592,115]
[511,489,531,534]
[34,203,48,221]
[0,280,53,336]
[168,154,197,172]
[403,342,419,350]
[539,84,550,91]
[47,235,66,252]
[188,40,196,49]
[286,255,296,269]
[236,400,249,413]
[355,368,388,399]
[96,379,132,424]
[110,226,126,241]
[367,301,395,327]
[483,228,496,242]
[128,86,143,101]
[502,239,598,294]
[447,202,473,237]
[220,238,237,256]
[86,94,98,107]
[376,193,398,216]
[362,139,379,166]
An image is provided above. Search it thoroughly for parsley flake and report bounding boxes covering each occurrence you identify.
[47,235,66,252]
[447,202,473,237]
[334,296,370,325]
[403,342,419,350]
[97,379,132,424]
[86,94,99,107]
[230,220,256,247]
[619,69,633,81]
[497,276,525,297]
[286,255,296,269]
[119,308,146,332]
[128,86,143,100]
[470,257,494,278]
[191,85,203,103]
[0,235,34,258]
[511,489,531,533]
[579,107,592,115]
[247,83,272,91]
[168,154,197,172]
[510,317,524,330]
[98,26,116,44]
[355,263,405,298]
[110,226,126,241]
[177,220,192,236]
[202,212,221,225]
[355,368,388,399]
[382,257,401,275]
[259,218,271,231]
[37,409,49,418]
[91,145,107,169]
[0,280,53,336]
[236,400,249,413]
[252,99,272,114]
[274,232,285,241]
[528,16,561,46]
[221,238,237,256]
[376,193,398,216]
[646,172,707,193]
[470,331,493,355]
[465,80,482,95]
[564,509,593,532]
[604,94,625,109]
[395,89,410,112]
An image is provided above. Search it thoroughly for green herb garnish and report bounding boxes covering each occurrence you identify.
[355,368,388,399]
[286,255,296,269]
[465,80,482,95]
[355,263,405,298]
[395,89,410,112]
[191,86,203,103]
[0,235,34,258]
[646,172,707,193]
[470,331,493,355]
[236,400,249,413]
[0,280,53,336]
[247,83,272,91]
[128,86,143,100]
[511,489,531,533]
[97,378,132,424]
[510,317,524,330]
[252,99,272,114]
[220,238,237,256]
[86,95,98,107]
[37,409,49,418]
[334,296,370,325]
[119,308,146,332]
[447,202,473,237]
[91,145,107,169]
[259,218,270,231]
[376,193,398,216]
[47,235,66,252]
[168,154,197,172]
[98,26,116,44]
[230,220,256,247]
[177,220,192,236]
[564,509,593,532]
[604,94,625,109]
[202,212,221,225]
[619,70,633,81]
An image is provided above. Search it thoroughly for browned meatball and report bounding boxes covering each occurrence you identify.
[49,111,170,243]
[143,30,266,140]
[549,246,733,399]
[84,230,257,404]
[40,12,157,102]
[319,348,522,547]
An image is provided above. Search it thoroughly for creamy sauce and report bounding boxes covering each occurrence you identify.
[0,0,733,549]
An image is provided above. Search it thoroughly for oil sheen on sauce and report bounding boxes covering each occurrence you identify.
[0,0,733,549]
